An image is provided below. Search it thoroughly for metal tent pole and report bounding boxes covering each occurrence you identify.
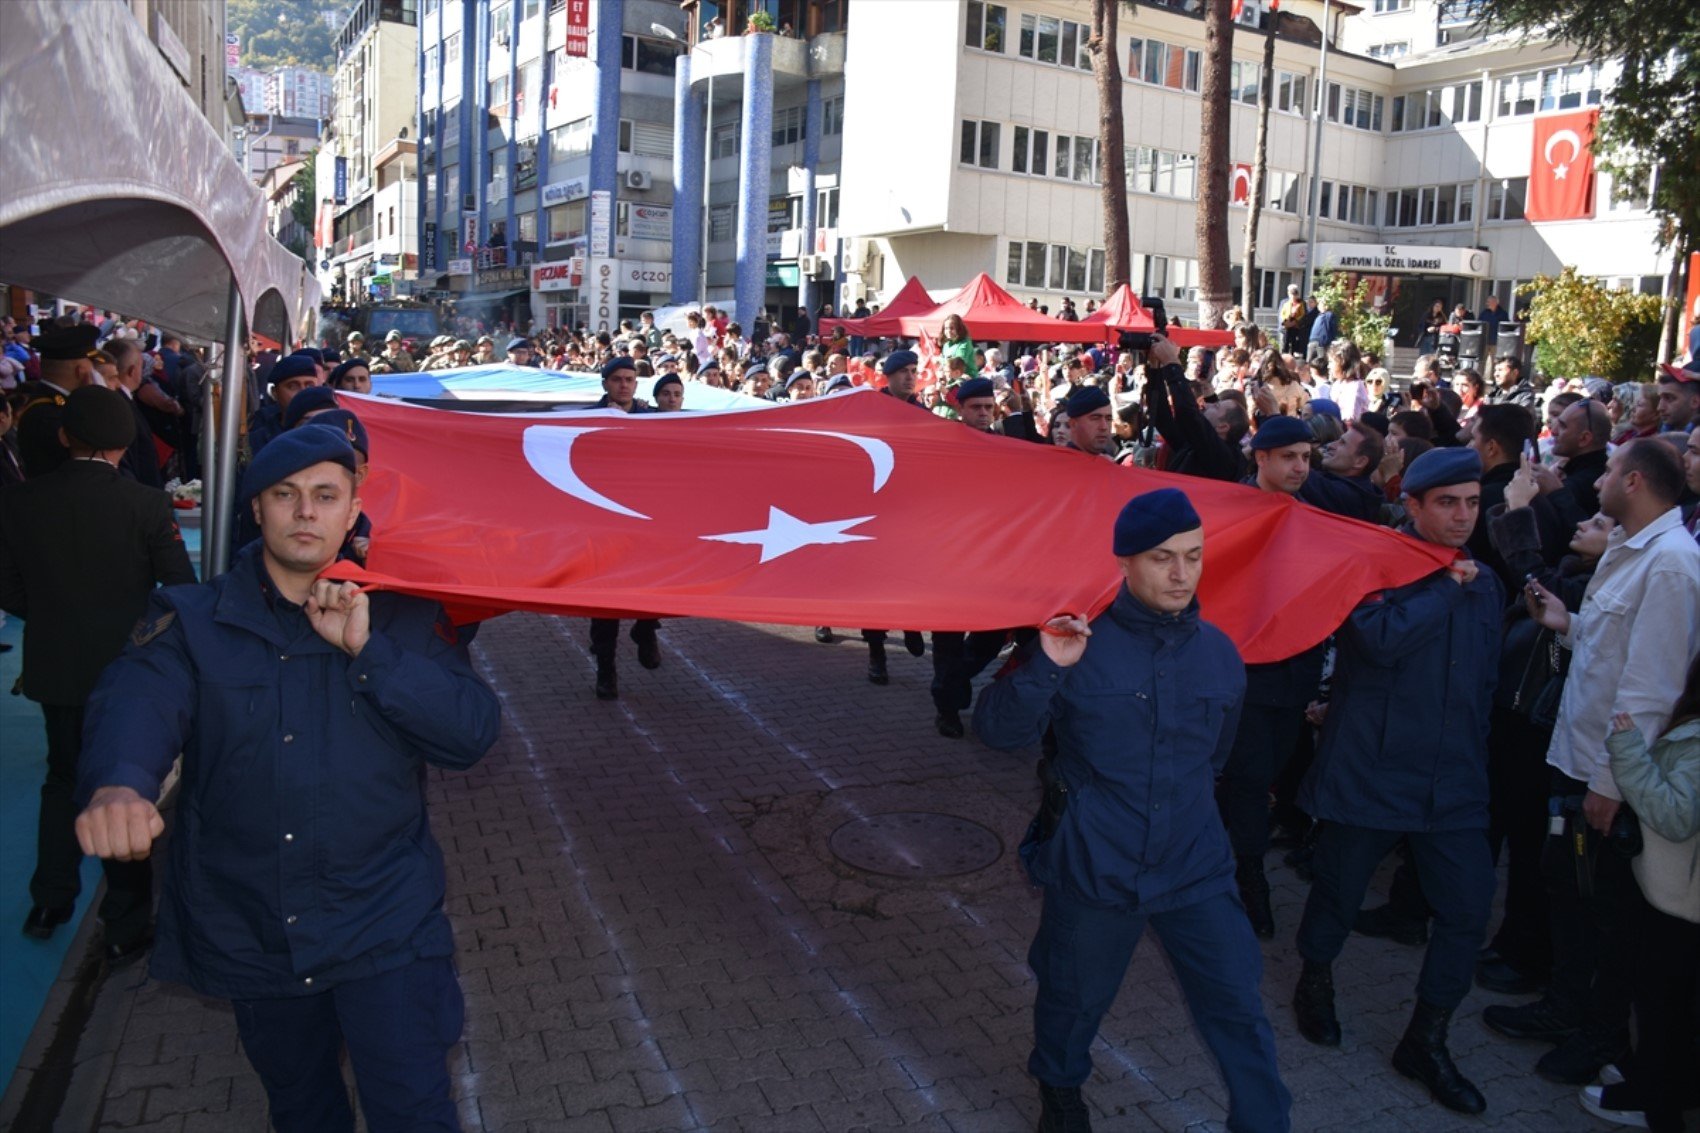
[209,279,247,576]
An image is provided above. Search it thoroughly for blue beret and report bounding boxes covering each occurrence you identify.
[289,348,325,366]
[1309,397,1342,420]
[1401,446,1482,497]
[601,356,636,381]
[697,359,721,374]
[328,359,368,387]
[308,410,369,457]
[1250,415,1313,451]
[882,350,918,376]
[240,423,358,503]
[956,377,995,402]
[282,385,340,430]
[1065,386,1110,418]
[744,361,768,378]
[506,337,532,353]
[652,371,683,392]
[267,354,318,385]
[1113,488,1203,557]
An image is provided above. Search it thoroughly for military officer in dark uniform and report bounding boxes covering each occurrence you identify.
[587,357,661,699]
[858,350,928,682]
[74,426,501,1133]
[1292,447,1503,1115]
[975,489,1290,1133]
[931,378,1039,738]
[1061,386,1117,460]
[15,320,99,478]
[0,387,196,959]
[247,353,323,457]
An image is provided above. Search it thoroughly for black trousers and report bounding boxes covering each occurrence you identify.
[588,618,658,665]
[1624,890,1700,1133]
[32,703,153,945]
[1218,704,1308,858]
[1486,707,1553,972]
[929,630,1008,715]
[1542,770,1634,1033]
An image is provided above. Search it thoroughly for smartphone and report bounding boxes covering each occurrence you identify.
[1523,439,1538,464]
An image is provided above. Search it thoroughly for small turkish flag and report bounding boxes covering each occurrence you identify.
[1231,163,1253,206]
[1527,109,1598,222]
[325,393,1456,662]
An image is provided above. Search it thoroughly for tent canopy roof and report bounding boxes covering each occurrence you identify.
[0,0,316,343]
[825,276,934,338]
[896,274,1106,343]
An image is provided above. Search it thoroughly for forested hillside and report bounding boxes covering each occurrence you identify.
[227,0,344,71]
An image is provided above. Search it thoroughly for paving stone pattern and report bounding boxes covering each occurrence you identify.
[93,614,1601,1132]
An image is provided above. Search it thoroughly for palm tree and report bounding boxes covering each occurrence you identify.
[1196,0,1235,328]
[1241,4,1281,318]
[1090,0,1131,291]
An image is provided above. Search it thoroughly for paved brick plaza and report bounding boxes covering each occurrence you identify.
[78,614,1598,1131]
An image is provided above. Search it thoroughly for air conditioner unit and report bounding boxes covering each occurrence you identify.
[798,254,820,275]
[625,169,652,190]
[462,193,477,211]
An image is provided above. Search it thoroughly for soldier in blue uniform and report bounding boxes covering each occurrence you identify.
[587,357,661,698]
[975,489,1290,1133]
[246,353,322,457]
[1291,446,1503,1115]
[74,426,502,1133]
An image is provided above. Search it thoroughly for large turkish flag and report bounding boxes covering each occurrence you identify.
[1526,109,1598,222]
[326,393,1455,663]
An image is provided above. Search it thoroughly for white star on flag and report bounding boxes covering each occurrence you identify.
[700,507,875,563]
[1553,163,1569,180]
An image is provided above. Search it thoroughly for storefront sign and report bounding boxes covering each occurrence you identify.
[334,156,347,205]
[541,175,589,206]
[586,257,619,333]
[1288,242,1492,279]
[622,203,672,242]
[565,0,591,57]
[618,260,672,292]
[461,212,479,254]
[447,257,473,276]
[476,265,531,292]
[532,261,581,293]
[589,190,612,258]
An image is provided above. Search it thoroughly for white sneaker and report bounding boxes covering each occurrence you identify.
[1579,1084,1648,1129]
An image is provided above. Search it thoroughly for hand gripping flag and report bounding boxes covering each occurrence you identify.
[325,392,1454,663]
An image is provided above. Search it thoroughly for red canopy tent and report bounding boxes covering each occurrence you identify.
[896,273,1106,343]
[1081,284,1236,351]
[826,275,936,338]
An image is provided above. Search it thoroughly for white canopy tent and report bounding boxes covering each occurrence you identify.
[0,0,321,571]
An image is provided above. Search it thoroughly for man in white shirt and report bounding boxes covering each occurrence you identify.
[1487,438,1700,1085]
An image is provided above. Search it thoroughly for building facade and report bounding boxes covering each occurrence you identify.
[417,0,688,332]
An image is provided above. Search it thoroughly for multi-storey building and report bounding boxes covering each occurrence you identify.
[125,0,231,127]
[266,66,335,120]
[417,0,688,331]
[241,114,322,182]
[325,0,422,302]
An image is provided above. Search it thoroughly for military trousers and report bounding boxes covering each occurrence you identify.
[929,630,1009,715]
[1028,886,1291,1133]
[232,955,465,1133]
[589,618,659,664]
[1217,704,1309,858]
[1296,823,1494,1010]
[32,703,152,945]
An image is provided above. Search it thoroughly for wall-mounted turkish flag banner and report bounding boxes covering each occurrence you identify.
[326,393,1454,663]
[1231,163,1253,206]
[1527,109,1598,222]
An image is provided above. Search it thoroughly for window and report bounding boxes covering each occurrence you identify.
[1275,71,1306,114]
[1231,60,1260,104]
[1607,169,1652,212]
[546,200,585,245]
[489,74,511,117]
[549,117,591,164]
[1018,14,1059,64]
[1267,170,1302,214]
[444,33,461,67]
[817,186,839,228]
[1453,79,1482,123]
[1487,176,1527,221]
[966,2,1008,52]
[823,96,844,136]
[620,35,682,76]
[1433,183,1457,225]
[491,3,511,46]
[1124,146,1196,199]
[617,119,633,153]
[710,121,739,159]
[1012,126,1052,175]
[1368,42,1408,59]
[1318,180,1332,220]
[1026,241,1046,288]
[1169,258,1200,303]
[1497,64,1604,118]
[516,60,540,132]
[772,105,805,147]
[709,204,734,242]
[1071,135,1097,183]
[960,120,1000,169]
[520,0,542,19]
[1372,0,1411,10]
[1054,135,1071,179]
[1456,184,1473,223]
[517,211,537,244]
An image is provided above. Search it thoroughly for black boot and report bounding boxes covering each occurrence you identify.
[1235,855,1275,940]
[814,626,834,644]
[935,711,964,739]
[1391,1000,1486,1114]
[1035,1083,1092,1133]
[594,661,618,700]
[867,642,888,685]
[632,626,661,670]
[1353,902,1429,946]
[1293,959,1342,1047]
[903,630,926,657]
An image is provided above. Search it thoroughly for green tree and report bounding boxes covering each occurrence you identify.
[1313,270,1392,356]
[1477,0,1699,356]
[1517,267,1667,383]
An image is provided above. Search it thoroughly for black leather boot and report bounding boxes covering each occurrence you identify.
[935,711,964,739]
[1293,959,1342,1047]
[1236,855,1275,940]
[867,641,888,685]
[903,630,926,657]
[1392,1000,1486,1114]
[1035,1083,1092,1133]
[594,661,618,700]
[632,626,661,670]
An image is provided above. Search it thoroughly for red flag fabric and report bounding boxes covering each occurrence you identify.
[326,394,1454,663]
[1526,109,1598,222]
[895,274,1107,343]
[916,329,941,389]
[831,276,936,337]
[1231,163,1253,206]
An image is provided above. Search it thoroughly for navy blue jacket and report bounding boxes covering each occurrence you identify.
[78,544,501,999]
[247,398,284,455]
[1299,469,1383,523]
[974,589,1246,911]
[1299,548,1503,832]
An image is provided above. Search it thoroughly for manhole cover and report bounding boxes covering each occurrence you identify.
[829,812,1003,879]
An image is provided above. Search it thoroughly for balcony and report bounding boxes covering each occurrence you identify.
[688,29,845,95]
